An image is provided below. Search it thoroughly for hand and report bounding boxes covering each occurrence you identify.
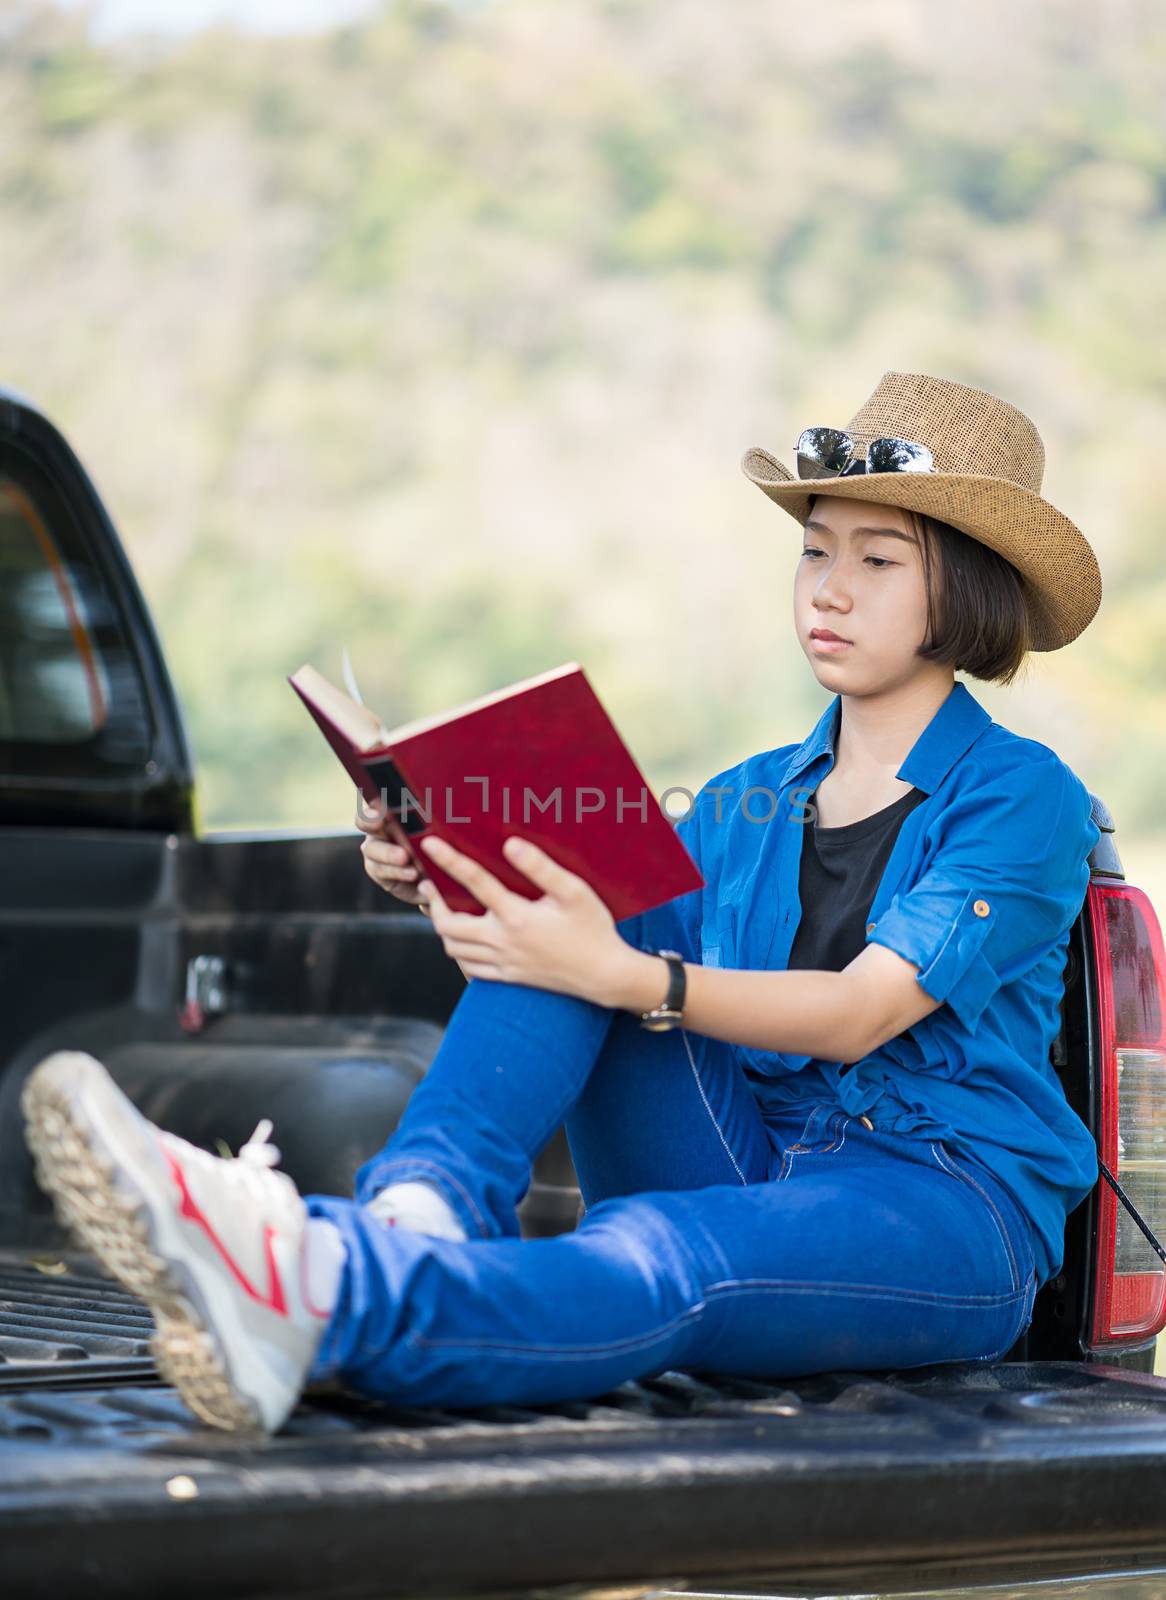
[415,834,629,1004]
[354,796,428,910]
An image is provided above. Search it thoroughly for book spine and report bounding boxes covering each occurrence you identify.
[362,747,487,915]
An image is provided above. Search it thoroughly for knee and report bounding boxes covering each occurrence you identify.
[576,1189,718,1305]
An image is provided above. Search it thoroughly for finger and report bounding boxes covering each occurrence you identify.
[383,886,426,906]
[418,880,495,943]
[356,816,396,842]
[362,859,419,889]
[501,836,580,897]
[366,873,425,907]
[361,835,413,861]
[442,937,502,962]
[417,878,445,920]
[367,864,419,889]
[355,795,390,831]
[419,836,516,917]
[362,839,417,873]
[368,868,422,895]
[375,841,409,860]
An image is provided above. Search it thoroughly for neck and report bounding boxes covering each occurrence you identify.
[834,673,955,780]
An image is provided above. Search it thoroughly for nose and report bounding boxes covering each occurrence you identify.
[810,554,854,615]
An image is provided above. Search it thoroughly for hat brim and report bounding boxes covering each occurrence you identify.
[740,447,1101,653]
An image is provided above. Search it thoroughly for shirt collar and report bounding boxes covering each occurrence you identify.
[778,679,993,797]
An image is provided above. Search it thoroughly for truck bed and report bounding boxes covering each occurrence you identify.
[5,1253,1166,1600]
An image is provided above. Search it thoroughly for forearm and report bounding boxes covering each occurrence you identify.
[602,945,871,1064]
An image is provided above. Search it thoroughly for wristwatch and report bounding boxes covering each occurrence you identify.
[639,948,687,1031]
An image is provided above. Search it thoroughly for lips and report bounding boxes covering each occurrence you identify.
[810,629,850,643]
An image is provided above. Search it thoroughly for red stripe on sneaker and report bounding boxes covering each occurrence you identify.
[164,1149,288,1316]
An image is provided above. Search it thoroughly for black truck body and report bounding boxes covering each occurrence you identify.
[3,387,1166,1599]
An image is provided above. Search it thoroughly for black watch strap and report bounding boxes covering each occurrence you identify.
[639,949,686,1030]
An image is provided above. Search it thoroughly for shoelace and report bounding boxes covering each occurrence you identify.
[158,1117,292,1215]
[219,1120,289,1203]
[183,1117,289,1210]
[237,1118,281,1170]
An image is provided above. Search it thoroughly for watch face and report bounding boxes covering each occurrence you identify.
[640,1010,683,1032]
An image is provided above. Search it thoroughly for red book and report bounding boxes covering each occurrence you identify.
[287,660,704,918]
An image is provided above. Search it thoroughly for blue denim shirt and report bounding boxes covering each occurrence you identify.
[672,678,1101,1288]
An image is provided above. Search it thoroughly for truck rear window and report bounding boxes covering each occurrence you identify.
[0,476,111,745]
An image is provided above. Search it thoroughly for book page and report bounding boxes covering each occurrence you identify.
[289,664,390,750]
[380,661,582,745]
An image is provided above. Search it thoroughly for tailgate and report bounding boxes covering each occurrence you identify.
[5,1259,1166,1598]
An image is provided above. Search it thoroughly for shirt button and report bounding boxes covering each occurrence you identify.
[973,899,990,918]
[865,921,876,934]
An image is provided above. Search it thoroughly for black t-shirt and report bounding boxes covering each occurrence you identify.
[787,783,929,976]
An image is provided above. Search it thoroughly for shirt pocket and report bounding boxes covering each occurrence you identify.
[702,903,738,970]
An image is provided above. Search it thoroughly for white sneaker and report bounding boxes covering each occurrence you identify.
[21,1050,333,1435]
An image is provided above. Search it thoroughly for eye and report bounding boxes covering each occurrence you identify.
[801,547,895,569]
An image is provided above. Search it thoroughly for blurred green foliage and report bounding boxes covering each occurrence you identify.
[0,0,1163,893]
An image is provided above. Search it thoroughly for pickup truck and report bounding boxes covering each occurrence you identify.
[3,384,1166,1600]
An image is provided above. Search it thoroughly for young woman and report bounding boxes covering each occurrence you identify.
[21,372,1104,1436]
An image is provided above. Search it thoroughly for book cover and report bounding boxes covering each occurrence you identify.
[288,660,704,920]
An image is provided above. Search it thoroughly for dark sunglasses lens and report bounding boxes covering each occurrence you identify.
[795,427,853,480]
[867,437,934,474]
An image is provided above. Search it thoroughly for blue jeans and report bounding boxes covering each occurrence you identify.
[305,901,1040,1409]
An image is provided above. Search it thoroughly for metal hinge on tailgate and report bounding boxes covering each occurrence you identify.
[178,955,228,1034]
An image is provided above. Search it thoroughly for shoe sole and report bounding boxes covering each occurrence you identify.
[21,1053,263,1434]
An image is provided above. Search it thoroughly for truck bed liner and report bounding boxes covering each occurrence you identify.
[4,1259,1166,1599]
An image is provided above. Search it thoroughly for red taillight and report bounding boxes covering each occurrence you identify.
[1087,880,1166,1347]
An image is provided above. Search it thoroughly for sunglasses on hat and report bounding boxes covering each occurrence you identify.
[795,427,934,480]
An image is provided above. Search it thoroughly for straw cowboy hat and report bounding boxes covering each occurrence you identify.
[740,371,1101,651]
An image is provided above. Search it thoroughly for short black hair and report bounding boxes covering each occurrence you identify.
[806,495,1033,686]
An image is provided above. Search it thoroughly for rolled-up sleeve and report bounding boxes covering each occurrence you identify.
[867,754,1100,1036]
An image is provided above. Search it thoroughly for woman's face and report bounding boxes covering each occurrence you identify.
[793,493,938,694]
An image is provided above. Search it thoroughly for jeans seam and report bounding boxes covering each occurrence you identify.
[780,1111,847,1177]
[406,1300,707,1359]
[777,1107,820,1180]
[680,1027,747,1186]
[823,1114,848,1155]
[929,1141,1024,1292]
[705,1278,1027,1308]
[367,1156,491,1240]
